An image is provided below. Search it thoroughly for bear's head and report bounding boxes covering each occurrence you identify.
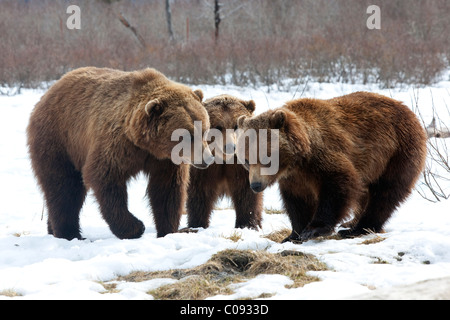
[203,95,256,162]
[126,80,214,169]
[236,108,311,193]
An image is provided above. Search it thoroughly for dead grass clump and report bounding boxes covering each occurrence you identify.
[263,228,291,243]
[0,289,22,297]
[223,230,242,242]
[150,275,235,300]
[114,249,327,300]
[358,232,386,245]
[263,228,343,243]
[264,207,285,214]
[238,250,327,288]
[264,228,387,245]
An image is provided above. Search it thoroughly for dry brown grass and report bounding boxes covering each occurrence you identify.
[109,249,327,300]
[1,0,449,89]
[263,228,291,243]
[263,228,345,244]
[264,207,285,215]
[0,289,22,298]
[358,229,387,245]
[149,275,236,300]
[222,230,243,242]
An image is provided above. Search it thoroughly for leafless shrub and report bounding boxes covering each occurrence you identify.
[413,92,450,202]
[420,128,450,202]
[0,0,449,90]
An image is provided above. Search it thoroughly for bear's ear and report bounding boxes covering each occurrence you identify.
[270,110,286,129]
[244,100,256,113]
[237,115,247,128]
[145,99,163,116]
[194,89,204,102]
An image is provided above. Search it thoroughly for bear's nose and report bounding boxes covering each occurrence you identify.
[224,143,236,155]
[250,182,263,193]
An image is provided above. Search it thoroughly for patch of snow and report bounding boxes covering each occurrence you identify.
[0,79,449,300]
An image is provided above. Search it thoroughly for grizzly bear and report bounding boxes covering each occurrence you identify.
[27,67,214,240]
[186,95,263,230]
[237,92,427,242]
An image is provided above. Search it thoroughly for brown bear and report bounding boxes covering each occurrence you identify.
[27,67,214,241]
[186,95,263,230]
[237,92,427,242]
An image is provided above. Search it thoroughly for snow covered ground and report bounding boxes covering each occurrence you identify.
[0,77,449,300]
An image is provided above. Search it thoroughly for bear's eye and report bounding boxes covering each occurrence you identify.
[215,126,223,132]
[234,125,238,131]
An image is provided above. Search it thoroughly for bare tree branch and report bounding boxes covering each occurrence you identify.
[221,2,249,20]
[117,12,146,48]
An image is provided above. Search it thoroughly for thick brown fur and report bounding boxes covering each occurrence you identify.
[187,95,263,230]
[27,67,212,240]
[237,92,427,242]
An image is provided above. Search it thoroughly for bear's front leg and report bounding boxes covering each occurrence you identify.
[93,182,146,239]
[186,167,220,229]
[231,178,263,230]
[84,147,145,240]
[299,164,361,241]
[147,159,190,238]
[279,187,317,243]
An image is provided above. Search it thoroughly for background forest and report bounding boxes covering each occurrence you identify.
[1,0,449,89]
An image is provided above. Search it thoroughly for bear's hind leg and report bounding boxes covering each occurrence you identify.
[339,189,369,236]
[346,153,423,237]
[41,160,86,240]
[345,179,406,236]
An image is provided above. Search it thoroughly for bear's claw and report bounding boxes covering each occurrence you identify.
[282,226,333,243]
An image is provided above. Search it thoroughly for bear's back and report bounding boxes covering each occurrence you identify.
[284,92,426,183]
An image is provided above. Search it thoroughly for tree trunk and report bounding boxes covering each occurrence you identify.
[214,0,221,43]
[166,0,174,41]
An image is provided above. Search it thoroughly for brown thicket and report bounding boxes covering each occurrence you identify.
[0,0,449,89]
